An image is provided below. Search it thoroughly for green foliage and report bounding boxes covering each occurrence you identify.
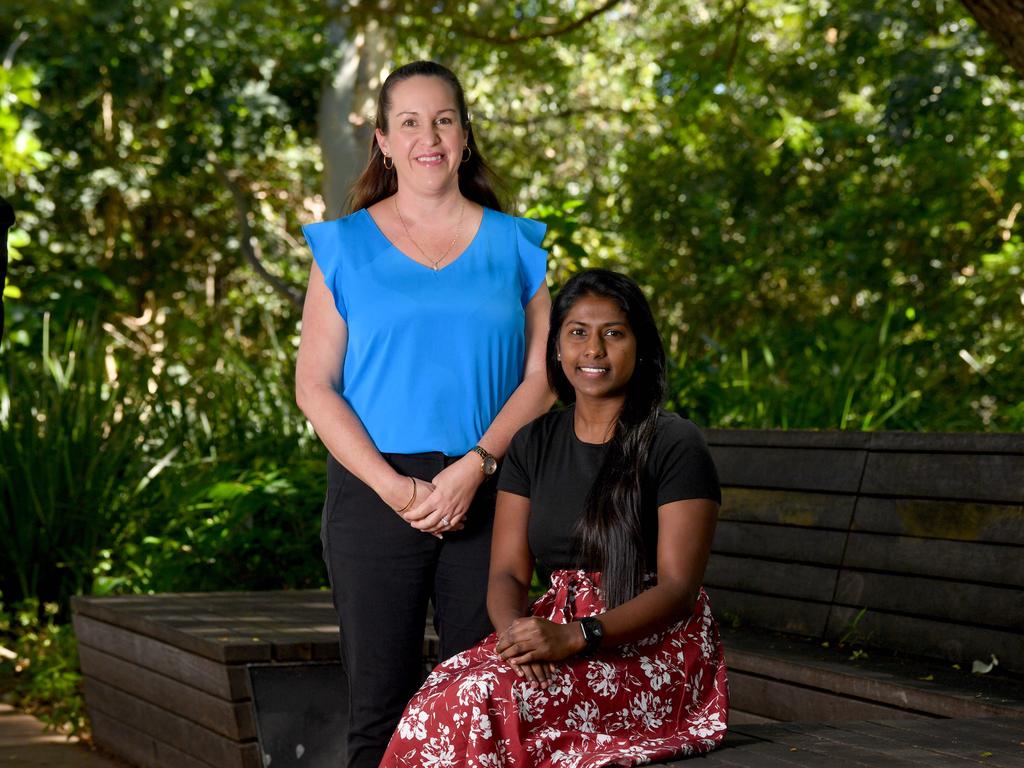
[0,599,85,736]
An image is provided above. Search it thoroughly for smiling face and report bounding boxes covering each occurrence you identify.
[375,75,467,196]
[557,293,638,405]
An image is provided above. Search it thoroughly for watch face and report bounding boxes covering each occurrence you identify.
[483,456,498,475]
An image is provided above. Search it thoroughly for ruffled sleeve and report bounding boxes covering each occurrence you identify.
[301,219,348,321]
[513,216,548,307]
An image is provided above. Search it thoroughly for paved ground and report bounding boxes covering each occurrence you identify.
[0,704,126,767]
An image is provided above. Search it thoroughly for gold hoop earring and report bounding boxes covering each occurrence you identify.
[382,154,394,170]
[461,146,472,164]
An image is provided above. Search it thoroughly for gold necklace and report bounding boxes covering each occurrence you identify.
[394,197,465,271]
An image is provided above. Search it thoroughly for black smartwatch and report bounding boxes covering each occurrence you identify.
[579,616,604,655]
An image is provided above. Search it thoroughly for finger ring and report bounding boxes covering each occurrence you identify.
[441,516,450,527]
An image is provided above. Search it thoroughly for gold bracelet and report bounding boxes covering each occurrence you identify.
[395,477,417,514]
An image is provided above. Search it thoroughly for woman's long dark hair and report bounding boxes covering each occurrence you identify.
[344,61,503,215]
[547,269,667,609]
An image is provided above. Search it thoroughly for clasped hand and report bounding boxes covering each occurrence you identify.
[495,617,579,688]
[398,455,483,536]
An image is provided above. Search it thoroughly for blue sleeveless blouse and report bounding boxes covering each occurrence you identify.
[302,207,548,455]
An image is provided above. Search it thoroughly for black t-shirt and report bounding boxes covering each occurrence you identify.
[497,406,721,575]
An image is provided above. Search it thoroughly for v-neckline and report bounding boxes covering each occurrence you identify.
[362,206,487,274]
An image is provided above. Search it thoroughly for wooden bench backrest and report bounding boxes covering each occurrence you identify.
[703,430,1024,672]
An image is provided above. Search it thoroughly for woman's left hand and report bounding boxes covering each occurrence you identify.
[495,616,581,665]
[403,453,484,534]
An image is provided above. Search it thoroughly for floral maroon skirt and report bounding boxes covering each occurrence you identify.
[380,570,729,767]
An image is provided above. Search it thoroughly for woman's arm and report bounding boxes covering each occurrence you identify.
[496,498,719,666]
[405,285,557,533]
[487,490,557,686]
[295,261,427,513]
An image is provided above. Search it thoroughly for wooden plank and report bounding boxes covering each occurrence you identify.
[705,557,839,603]
[78,644,256,741]
[707,589,830,638]
[726,671,916,723]
[84,678,261,768]
[710,446,868,493]
[721,627,1024,719]
[73,615,250,700]
[719,488,857,529]
[851,497,1024,546]
[705,430,871,450]
[761,722,932,768]
[826,606,1024,674]
[713,521,848,566]
[819,721,989,766]
[73,591,341,664]
[860,452,1024,503]
[712,724,875,768]
[842,532,1024,587]
[868,431,1024,454]
[91,708,215,768]
[832,570,1024,631]
[866,717,1024,767]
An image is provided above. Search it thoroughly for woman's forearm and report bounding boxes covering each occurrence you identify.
[587,580,697,649]
[296,380,408,508]
[478,370,556,458]
[487,572,533,633]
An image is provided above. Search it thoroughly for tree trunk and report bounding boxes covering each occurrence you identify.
[961,0,1024,78]
[318,16,388,218]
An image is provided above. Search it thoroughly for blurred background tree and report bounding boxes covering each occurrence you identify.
[0,0,1021,650]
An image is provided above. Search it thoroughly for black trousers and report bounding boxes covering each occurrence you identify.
[322,452,497,768]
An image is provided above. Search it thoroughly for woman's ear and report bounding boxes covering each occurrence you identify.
[374,128,388,157]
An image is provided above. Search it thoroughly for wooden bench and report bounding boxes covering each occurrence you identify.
[703,429,1024,723]
[72,590,442,768]
[73,428,1024,766]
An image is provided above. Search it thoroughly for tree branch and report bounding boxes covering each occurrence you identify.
[452,0,625,45]
[209,155,305,309]
[961,0,1024,78]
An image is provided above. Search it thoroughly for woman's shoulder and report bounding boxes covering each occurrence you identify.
[510,406,573,449]
[302,209,371,240]
[480,208,547,246]
[654,409,711,450]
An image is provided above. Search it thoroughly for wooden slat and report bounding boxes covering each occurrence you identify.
[826,606,1024,673]
[867,431,1024,453]
[721,627,1024,719]
[860,452,1024,503]
[707,589,830,638]
[72,591,340,664]
[719,488,857,529]
[90,708,214,768]
[864,717,1024,766]
[84,678,261,768]
[710,446,867,492]
[705,430,871,450]
[73,615,250,701]
[706,557,838,602]
[727,670,917,722]
[842,532,1024,587]
[832,570,1024,631]
[851,497,1024,545]
[78,644,256,741]
[815,721,986,766]
[713,521,848,566]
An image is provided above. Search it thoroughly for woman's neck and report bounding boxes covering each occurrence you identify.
[393,185,463,221]
[573,396,625,444]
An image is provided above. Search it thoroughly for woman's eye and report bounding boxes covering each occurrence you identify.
[568,328,585,337]
[402,119,416,127]
[605,329,623,337]
[436,117,453,126]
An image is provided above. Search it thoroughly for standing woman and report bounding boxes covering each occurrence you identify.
[295,61,554,768]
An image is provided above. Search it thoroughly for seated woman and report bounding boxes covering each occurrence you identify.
[381,269,728,767]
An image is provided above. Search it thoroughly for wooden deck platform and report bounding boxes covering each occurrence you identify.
[673,717,1024,767]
